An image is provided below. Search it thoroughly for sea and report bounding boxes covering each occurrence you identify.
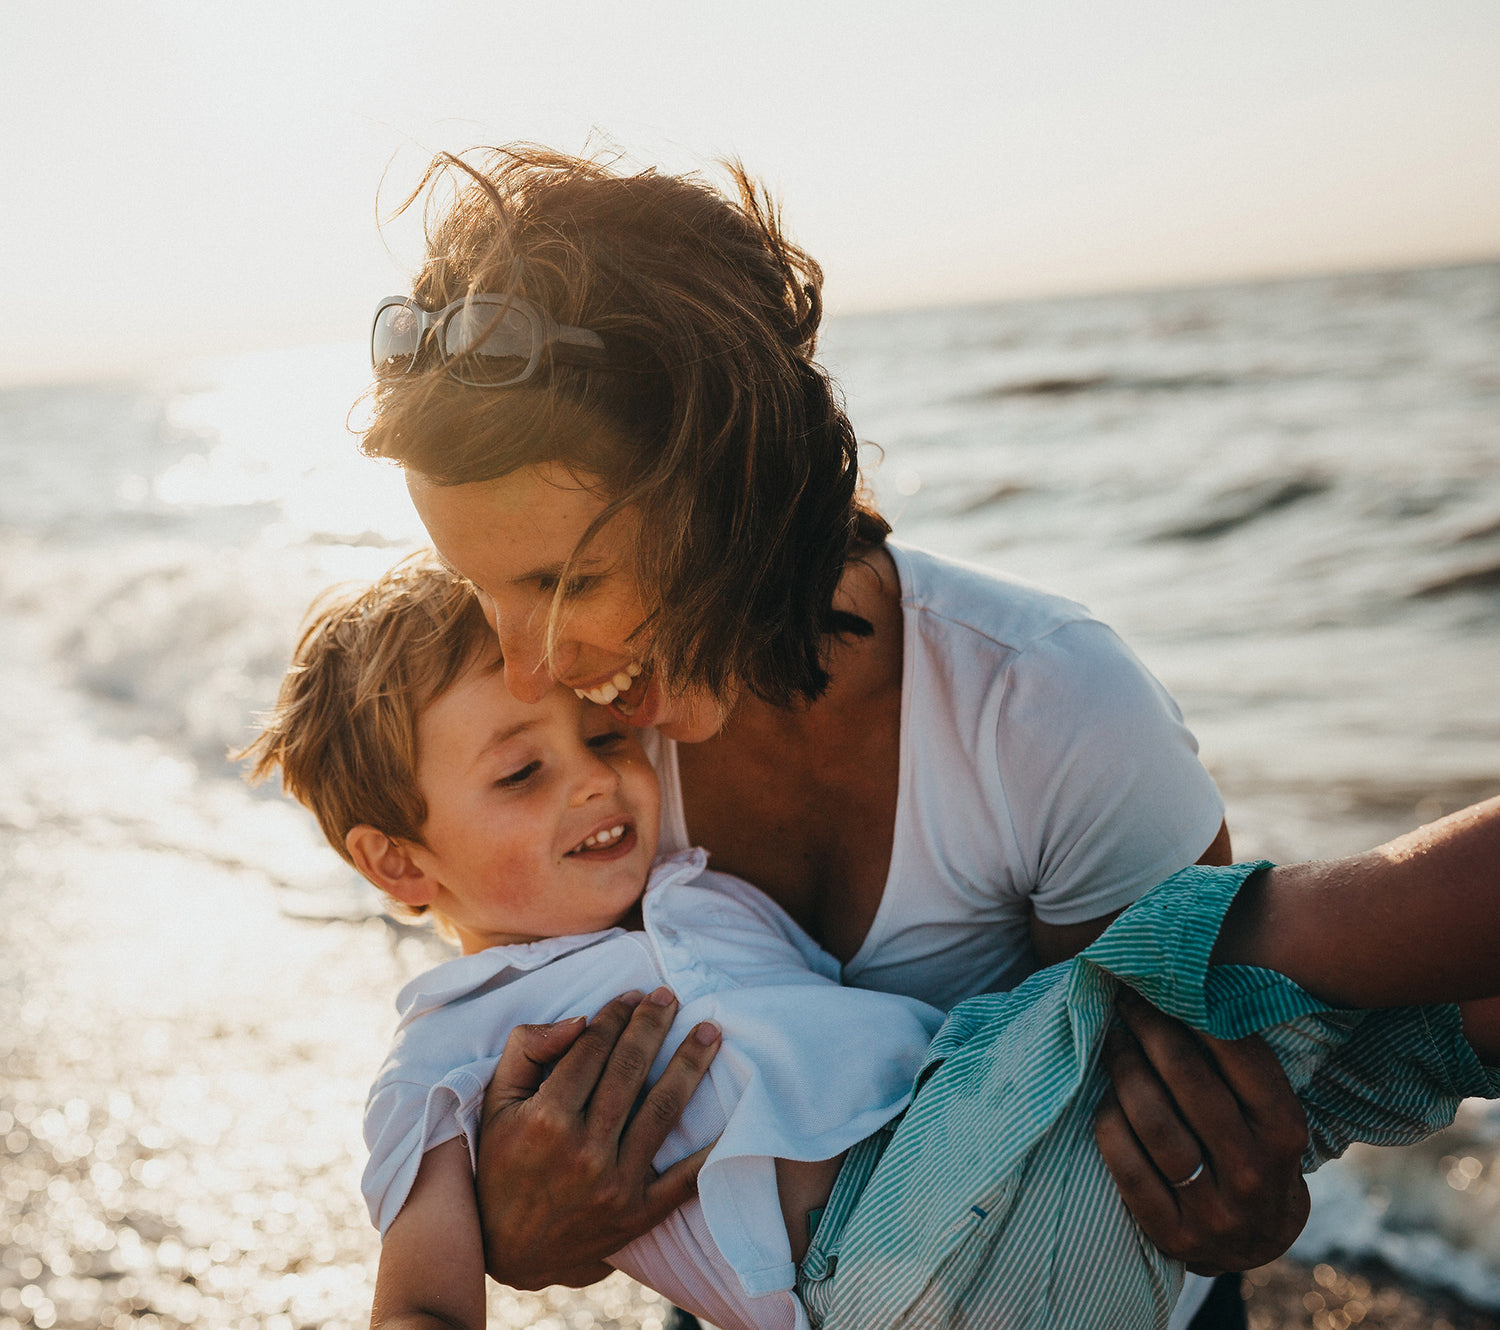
[2,260,1498,1328]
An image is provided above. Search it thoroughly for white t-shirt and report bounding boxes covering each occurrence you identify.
[362,850,945,1330]
[651,543,1226,1330]
[652,541,1226,1012]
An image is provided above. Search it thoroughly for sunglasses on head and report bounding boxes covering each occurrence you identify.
[371,293,607,386]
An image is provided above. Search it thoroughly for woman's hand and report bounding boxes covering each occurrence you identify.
[475,988,722,1290]
[1094,989,1311,1275]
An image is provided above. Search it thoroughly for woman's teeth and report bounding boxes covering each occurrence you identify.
[575,662,643,706]
[575,824,626,852]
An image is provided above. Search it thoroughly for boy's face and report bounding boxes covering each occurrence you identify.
[410,652,660,953]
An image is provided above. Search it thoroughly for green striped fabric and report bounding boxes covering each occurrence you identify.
[799,862,1500,1330]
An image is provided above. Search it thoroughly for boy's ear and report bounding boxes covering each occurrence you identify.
[345,825,438,908]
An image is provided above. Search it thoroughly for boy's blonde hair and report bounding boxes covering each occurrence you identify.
[240,553,494,919]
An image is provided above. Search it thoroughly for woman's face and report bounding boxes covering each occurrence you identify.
[406,464,727,743]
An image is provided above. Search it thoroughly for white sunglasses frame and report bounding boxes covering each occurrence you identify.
[371,293,607,386]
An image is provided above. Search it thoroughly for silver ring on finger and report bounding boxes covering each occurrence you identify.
[1168,1159,1206,1190]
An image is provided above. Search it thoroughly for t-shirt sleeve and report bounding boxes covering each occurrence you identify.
[361,1063,493,1236]
[996,618,1225,927]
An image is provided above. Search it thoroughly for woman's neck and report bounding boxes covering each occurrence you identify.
[675,546,905,958]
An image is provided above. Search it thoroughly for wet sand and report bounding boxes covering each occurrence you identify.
[2,815,1494,1330]
[1246,1259,1499,1330]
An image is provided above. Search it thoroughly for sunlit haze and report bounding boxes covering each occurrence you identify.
[5,0,1499,383]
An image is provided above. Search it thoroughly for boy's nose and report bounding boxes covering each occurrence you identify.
[570,751,620,805]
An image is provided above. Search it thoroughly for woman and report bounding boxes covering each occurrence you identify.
[361,146,1310,1327]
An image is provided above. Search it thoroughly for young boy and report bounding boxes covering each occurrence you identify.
[244,554,945,1330]
[244,555,1500,1330]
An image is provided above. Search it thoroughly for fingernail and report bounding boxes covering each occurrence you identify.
[694,1021,721,1045]
[619,990,645,1006]
[647,985,676,1006]
[553,1015,586,1031]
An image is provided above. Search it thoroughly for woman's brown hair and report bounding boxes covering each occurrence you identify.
[361,144,888,708]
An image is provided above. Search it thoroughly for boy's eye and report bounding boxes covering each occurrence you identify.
[586,730,628,751]
[495,761,541,788]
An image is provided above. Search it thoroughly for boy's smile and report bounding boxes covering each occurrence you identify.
[396,651,661,954]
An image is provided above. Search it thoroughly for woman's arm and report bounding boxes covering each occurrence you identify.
[1212,796,1500,1055]
[371,1138,487,1330]
[1096,797,1500,1276]
[473,991,722,1289]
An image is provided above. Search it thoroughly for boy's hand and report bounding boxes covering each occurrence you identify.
[1095,991,1310,1274]
[475,988,721,1290]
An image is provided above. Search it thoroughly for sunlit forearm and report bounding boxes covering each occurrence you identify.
[1211,797,1500,1010]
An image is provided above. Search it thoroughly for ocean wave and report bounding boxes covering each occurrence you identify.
[1412,559,1500,600]
[971,370,1242,400]
[1152,474,1332,542]
[1294,1103,1500,1311]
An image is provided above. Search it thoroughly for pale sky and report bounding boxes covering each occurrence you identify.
[4,0,1499,384]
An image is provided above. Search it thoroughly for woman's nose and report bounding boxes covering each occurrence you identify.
[496,627,552,703]
[482,593,575,703]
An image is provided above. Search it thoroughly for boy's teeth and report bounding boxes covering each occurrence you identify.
[611,671,633,692]
[580,824,626,850]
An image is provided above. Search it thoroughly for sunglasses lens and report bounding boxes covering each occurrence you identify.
[442,302,535,385]
[372,303,422,375]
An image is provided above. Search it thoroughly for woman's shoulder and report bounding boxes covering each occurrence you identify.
[886,540,1188,749]
[886,539,1102,656]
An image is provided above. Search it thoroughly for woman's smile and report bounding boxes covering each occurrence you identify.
[406,465,726,740]
[572,660,643,707]
[407,464,645,680]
